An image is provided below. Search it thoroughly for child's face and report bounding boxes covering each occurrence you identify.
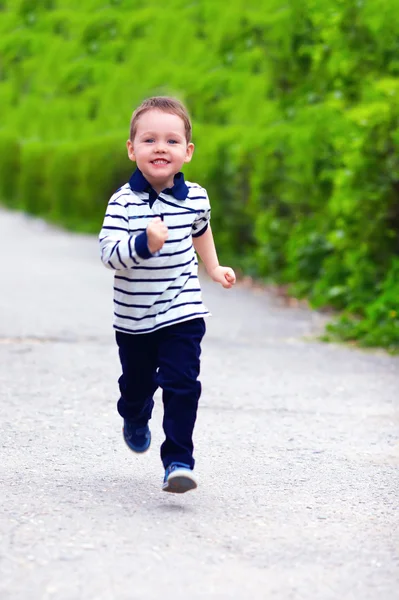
[127,109,194,192]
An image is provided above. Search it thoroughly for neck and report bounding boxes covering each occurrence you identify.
[148,176,174,195]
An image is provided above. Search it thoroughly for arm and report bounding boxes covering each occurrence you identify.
[99,200,140,270]
[99,199,166,270]
[193,226,236,289]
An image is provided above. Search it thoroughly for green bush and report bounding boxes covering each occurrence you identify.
[17,140,52,215]
[0,0,398,351]
[0,132,21,204]
[326,259,399,353]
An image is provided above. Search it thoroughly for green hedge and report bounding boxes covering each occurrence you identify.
[1,0,399,351]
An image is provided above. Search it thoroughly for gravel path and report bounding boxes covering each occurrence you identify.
[1,208,398,600]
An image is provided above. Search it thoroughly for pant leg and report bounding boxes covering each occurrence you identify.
[115,330,159,425]
[156,318,206,469]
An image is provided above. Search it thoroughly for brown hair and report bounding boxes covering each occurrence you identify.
[129,96,192,143]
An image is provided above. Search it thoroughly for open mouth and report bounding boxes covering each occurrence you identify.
[152,159,170,165]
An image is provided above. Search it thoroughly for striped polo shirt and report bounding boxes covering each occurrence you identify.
[99,168,211,334]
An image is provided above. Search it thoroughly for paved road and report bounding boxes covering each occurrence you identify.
[1,208,398,600]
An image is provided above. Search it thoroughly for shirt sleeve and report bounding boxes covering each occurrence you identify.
[98,196,155,270]
[191,190,211,238]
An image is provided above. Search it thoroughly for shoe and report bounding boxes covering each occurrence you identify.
[162,462,197,494]
[123,420,151,453]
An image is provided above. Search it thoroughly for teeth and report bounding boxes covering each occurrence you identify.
[153,160,168,164]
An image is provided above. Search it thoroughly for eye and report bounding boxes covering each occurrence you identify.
[168,139,178,144]
[144,138,155,143]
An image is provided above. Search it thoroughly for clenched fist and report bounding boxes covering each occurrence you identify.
[209,265,236,289]
[147,217,168,254]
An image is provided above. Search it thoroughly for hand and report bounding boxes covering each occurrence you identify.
[147,217,168,254]
[209,265,236,289]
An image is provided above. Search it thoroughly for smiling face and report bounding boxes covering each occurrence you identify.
[127,109,194,193]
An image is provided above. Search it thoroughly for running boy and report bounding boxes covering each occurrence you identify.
[99,96,235,493]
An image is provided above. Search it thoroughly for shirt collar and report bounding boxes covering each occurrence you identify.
[128,168,189,201]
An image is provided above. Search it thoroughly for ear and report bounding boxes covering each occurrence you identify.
[184,142,195,164]
[126,139,136,162]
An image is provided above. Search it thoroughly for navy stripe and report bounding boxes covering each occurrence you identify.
[187,195,207,200]
[105,213,128,223]
[116,246,128,269]
[102,225,128,232]
[192,223,209,238]
[164,220,194,228]
[114,287,170,297]
[115,301,204,322]
[159,198,198,213]
[130,258,194,271]
[114,273,196,284]
[160,244,192,258]
[114,287,162,297]
[114,298,180,308]
[114,287,167,296]
[115,274,191,282]
[129,214,154,220]
[108,259,116,269]
[115,275,175,283]
[115,299,155,308]
[114,286,201,298]
[164,232,192,244]
[160,285,200,292]
[114,292,200,308]
[167,224,193,230]
[112,191,131,202]
[109,241,119,258]
[113,312,208,334]
[128,237,139,265]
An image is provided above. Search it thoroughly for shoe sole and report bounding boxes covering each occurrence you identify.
[162,471,198,494]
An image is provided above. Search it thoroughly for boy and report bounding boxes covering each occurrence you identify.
[99,96,235,493]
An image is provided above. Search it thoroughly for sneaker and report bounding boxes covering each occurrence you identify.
[123,420,151,453]
[162,462,197,494]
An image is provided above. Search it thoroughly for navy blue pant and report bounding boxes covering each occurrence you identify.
[115,318,206,469]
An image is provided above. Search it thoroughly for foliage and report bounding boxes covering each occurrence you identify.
[0,0,399,350]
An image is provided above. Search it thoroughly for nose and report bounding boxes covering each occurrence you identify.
[154,140,167,152]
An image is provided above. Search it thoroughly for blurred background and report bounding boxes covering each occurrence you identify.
[1,0,398,351]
